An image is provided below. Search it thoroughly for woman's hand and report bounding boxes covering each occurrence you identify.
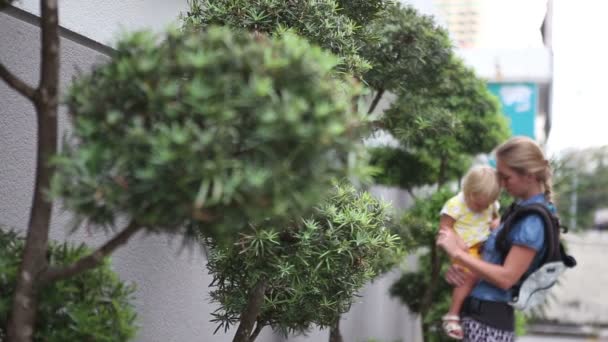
[436,227,466,258]
[444,264,467,287]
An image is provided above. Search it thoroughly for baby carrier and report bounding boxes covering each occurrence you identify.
[496,202,577,311]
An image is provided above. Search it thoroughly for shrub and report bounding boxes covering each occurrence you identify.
[0,229,137,341]
[51,26,367,242]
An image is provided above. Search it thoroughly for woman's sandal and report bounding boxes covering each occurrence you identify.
[441,314,464,340]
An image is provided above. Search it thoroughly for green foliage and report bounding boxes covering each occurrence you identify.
[515,311,528,336]
[376,56,508,185]
[394,188,455,250]
[360,3,452,93]
[384,56,508,154]
[335,0,391,24]
[389,257,452,342]
[51,27,367,242]
[390,256,451,316]
[369,147,436,190]
[0,229,137,341]
[205,183,401,335]
[369,147,471,191]
[182,0,377,76]
[497,189,515,215]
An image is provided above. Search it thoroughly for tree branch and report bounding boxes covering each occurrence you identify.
[367,88,385,115]
[0,63,36,100]
[329,318,343,342]
[41,221,142,284]
[37,0,60,109]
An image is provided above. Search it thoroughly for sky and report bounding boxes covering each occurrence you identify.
[548,0,608,155]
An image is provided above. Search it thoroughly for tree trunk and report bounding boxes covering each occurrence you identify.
[7,1,59,341]
[418,155,448,318]
[420,242,440,319]
[406,188,418,201]
[328,318,343,342]
[233,279,267,342]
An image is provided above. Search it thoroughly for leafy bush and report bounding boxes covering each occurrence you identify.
[0,229,137,341]
[51,26,367,242]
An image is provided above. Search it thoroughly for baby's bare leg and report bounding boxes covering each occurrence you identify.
[448,271,477,315]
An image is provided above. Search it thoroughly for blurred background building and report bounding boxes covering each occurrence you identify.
[406,0,553,144]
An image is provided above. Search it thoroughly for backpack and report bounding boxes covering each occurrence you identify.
[496,202,577,311]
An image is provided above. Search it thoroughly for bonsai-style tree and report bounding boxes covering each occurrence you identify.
[370,56,510,340]
[1,0,368,338]
[205,183,401,342]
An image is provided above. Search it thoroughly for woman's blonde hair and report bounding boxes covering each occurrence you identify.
[462,165,500,203]
[494,136,553,202]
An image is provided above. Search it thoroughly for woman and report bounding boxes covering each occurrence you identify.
[436,136,553,341]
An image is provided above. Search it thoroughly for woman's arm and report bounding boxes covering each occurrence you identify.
[450,245,536,290]
[437,228,536,290]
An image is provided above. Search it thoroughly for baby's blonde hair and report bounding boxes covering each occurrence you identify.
[462,165,500,202]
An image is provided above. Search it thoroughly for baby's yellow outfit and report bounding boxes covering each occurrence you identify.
[440,192,499,257]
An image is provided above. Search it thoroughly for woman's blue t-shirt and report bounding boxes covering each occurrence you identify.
[470,193,549,302]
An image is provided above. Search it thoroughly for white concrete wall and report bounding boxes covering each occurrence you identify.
[1,4,422,342]
[13,0,190,46]
[0,10,241,342]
